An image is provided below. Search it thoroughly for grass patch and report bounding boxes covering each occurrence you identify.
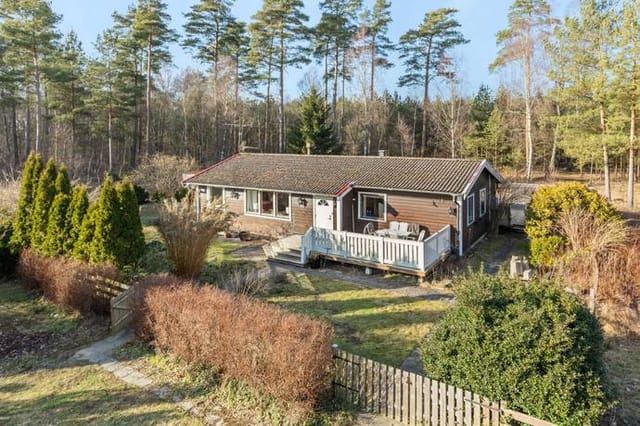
[465,234,529,273]
[605,338,640,424]
[114,341,355,426]
[265,273,451,366]
[0,363,199,425]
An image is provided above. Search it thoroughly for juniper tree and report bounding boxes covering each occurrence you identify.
[64,185,89,255]
[114,179,145,265]
[10,152,43,250]
[43,193,71,256]
[73,202,97,261]
[90,175,120,265]
[30,159,58,250]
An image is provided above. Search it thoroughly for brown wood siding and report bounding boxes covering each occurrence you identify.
[292,194,313,233]
[461,171,493,252]
[350,189,458,240]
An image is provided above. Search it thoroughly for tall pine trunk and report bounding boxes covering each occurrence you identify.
[420,40,432,157]
[145,34,153,157]
[628,85,636,208]
[33,46,43,154]
[11,103,18,171]
[600,102,611,200]
[278,28,285,154]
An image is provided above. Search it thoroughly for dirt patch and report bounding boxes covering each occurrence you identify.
[0,331,57,358]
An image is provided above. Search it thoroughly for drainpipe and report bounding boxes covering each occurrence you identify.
[455,195,464,256]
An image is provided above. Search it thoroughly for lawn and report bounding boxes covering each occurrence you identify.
[0,280,199,425]
[605,339,640,425]
[264,272,452,366]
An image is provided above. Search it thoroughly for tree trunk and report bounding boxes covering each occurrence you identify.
[145,33,153,157]
[420,40,432,157]
[628,98,636,208]
[549,102,560,178]
[523,46,533,181]
[332,43,339,131]
[25,105,31,156]
[33,46,43,154]
[11,103,18,171]
[278,28,285,153]
[367,35,376,156]
[108,107,113,175]
[600,102,611,200]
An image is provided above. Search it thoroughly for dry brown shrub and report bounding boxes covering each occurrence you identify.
[555,208,640,333]
[17,249,121,315]
[133,274,334,417]
[128,154,196,198]
[156,192,234,278]
[0,179,20,218]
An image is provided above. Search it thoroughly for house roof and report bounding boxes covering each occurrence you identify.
[184,153,504,196]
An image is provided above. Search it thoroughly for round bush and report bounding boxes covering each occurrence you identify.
[0,218,18,277]
[421,272,611,425]
[525,182,617,267]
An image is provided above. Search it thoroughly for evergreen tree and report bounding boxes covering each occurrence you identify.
[10,152,43,250]
[42,193,71,256]
[296,86,339,154]
[30,159,58,251]
[132,0,178,155]
[0,0,61,153]
[73,202,96,261]
[470,85,495,136]
[398,8,468,157]
[90,175,120,265]
[54,165,72,195]
[64,185,89,255]
[115,179,145,265]
[490,0,555,180]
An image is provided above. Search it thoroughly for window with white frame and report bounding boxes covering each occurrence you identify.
[467,193,475,226]
[359,192,387,221]
[479,188,487,217]
[246,190,259,213]
[245,190,291,219]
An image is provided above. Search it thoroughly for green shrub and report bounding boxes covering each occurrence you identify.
[421,272,611,425]
[54,165,71,196]
[42,193,72,256]
[10,152,43,250]
[174,186,188,202]
[73,203,97,260]
[526,183,617,267]
[133,184,149,205]
[30,159,58,250]
[65,186,89,255]
[90,176,120,265]
[0,218,17,276]
[114,179,145,265]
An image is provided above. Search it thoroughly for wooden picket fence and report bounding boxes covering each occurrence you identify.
[332,349,555,426]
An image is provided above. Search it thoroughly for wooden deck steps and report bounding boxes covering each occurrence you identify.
[263,235,306,267]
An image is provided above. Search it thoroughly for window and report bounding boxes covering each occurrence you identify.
[467,193,475,226]
[245,190,291,220]
[359,192,387,221]
[277,193,289,217]
[479,188,487,217]
[246,190,259,213]
[261,191,274,215]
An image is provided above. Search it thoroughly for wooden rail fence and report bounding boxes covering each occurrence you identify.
[333,349,555,426]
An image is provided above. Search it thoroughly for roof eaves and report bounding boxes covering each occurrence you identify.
[353,185,459,196]
[182,153,240,184]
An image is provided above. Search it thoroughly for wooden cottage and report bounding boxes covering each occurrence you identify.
[184,153,504,277]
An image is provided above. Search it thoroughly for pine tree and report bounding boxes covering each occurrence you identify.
[90,175,120,265]
[10,152,43,250]
[398,8,468,157]
[73,202,96,261]
[30,159,58,251]
[115,179,145,265]
[296,86,340,154]
[64,185,89,255]
[490,0,555,180]
[42,193,71,256]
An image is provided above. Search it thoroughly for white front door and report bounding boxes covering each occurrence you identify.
[314,197,334,229]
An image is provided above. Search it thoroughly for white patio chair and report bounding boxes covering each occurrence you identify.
[389,221,400,232]
[363,222,375,235]
[416,230,426,242]
[407,223,420,237]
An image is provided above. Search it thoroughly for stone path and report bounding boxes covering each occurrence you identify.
[71,329,226,425]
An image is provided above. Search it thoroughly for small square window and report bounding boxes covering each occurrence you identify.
[359,193,386,221]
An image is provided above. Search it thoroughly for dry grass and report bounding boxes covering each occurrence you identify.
[604,338,640,425]
[0,179,19,218]
[133,274,334,420]
[16,250,121,316]
[156,194,234,279]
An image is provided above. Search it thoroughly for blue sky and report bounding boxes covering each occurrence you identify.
[51,0,578,99]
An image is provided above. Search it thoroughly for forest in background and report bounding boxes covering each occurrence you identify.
[0,0,638,205]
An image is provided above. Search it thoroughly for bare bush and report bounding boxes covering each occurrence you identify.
[17,249,121,315]
[555,208,630,313]
[0,179,20,218]
[218,267,268,297]
[156,192,234,278]
[128,154,196,199]
[133,274,334,419]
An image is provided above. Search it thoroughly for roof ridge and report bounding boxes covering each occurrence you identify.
[239,152,481,162]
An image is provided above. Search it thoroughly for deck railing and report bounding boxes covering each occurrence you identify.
[301,224,452,273]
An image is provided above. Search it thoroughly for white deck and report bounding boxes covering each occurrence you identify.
[300,225,452,276]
